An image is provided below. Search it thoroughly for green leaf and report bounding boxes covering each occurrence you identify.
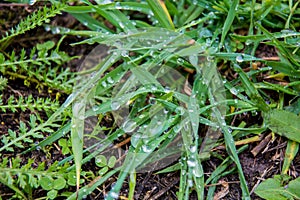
[98,166,109,176]
[36,41,55,51]
[255,175,300,200]
[107,156,116,168]
[282,141,299,175]
[67,172,77,186]
[53,177,66,190]
[40,176,53,190]
[287,177,300,198]
[95,155,107,167]
[58,138,71,155]
[266,109,300,142]
[47,189,58,200]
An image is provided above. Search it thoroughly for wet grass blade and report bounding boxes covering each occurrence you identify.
[146,0,175,29]
[220,0,239,48]
[71,100,86,195]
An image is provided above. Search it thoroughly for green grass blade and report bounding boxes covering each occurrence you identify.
[146,0,175,29]
[220,0,239,48]
[71,100,86,194]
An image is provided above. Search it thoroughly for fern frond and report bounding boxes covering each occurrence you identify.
[0,3,67,50]
[0,42,76,93]
[0,94,60,113]
[0,114,63,152]
[0,76,8,91]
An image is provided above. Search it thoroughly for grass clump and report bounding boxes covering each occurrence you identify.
[0,0,300,199]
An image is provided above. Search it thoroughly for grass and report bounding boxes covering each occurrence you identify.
[0,0,300,199]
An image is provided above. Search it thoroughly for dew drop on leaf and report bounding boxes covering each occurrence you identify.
[122,119,136,133]
[111,100,120,110]
[236,55,244,62]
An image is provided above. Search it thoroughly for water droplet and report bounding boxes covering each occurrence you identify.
[45,25,51,32]
[199,28,212,38]
[230,87,238,95]
[175,107,185,115]
[51,27,60,34]
[192,165,202,177]
[164,86,171,93]
[188,179,193,187]
[188,109,194,113]
[119,22,125,29]
[173,124,181,133]
[122,119,137,133]
[92,105,99,112]
[208,12,216,18]
[121,50,128,57]
[28,0,36,5]
[71,124,77,128]
[177,58,184,65]
[107,191,119,199]
[79,115,85,120]
[107,77,114,84]
[149,98,156,105]
[115,2,121,9]
[131,133,141,148]
[36,146,41,150]
[236,55,244,62]
[190,145,197,153]
[142,144,152,153]
[187,158,196,167]
[111,100,120,110]
[102,81,107,88]
[245,40,252,45]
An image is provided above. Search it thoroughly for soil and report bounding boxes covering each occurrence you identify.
[1,3,300,200]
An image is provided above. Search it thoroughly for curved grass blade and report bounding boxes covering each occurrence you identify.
[146,0,175,29]
[220,0,239,48]
[71,99,86,195]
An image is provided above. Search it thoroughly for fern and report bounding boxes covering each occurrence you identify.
[0,41,76,93]
[0,114,66,153]
[0,94,60,113]
[0,3,67,50]
[1,114,44,151]
[0,76,8,91]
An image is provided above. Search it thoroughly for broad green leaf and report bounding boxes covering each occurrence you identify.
[40,176,53,190]
[107,156,117,168]
[53,177,67,190]
[255,175,300,200]
[47,189,58,200]
[266,109,300,143]
[95,155,107,167]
